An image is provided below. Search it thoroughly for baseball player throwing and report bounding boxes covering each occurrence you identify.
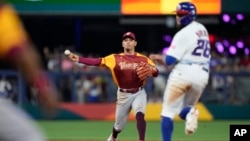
[66,32,159,141]
[150,2,211,141]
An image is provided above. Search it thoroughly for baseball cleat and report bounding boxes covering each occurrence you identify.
[106,134,116,141]
[185,107,199,135]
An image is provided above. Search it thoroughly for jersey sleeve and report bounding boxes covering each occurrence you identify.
[0,4,28,58]
[101,54,120,86]
[166,31,189,60]
[147,57,156,66]
[136,53,156,66]
[100,54,116,69]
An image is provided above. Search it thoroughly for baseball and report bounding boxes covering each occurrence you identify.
[64,49,70,55]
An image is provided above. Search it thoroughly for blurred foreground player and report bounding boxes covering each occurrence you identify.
[0,2,58,141]
[150,2,211,141]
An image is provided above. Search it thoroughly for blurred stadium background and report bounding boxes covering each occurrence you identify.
[1,0,250,141]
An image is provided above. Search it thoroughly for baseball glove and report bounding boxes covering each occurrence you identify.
[136,62,155,81]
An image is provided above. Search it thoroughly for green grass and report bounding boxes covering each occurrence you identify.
[38,120,250,141]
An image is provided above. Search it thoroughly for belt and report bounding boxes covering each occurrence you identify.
[182,63,209,73]
[119,87,143,94]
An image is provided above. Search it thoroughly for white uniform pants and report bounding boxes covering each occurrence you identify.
[0,98,46,141]
[161,64,209,118]
[114,88,147,131]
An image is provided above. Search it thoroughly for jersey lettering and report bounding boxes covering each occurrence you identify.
[191,39,210,58]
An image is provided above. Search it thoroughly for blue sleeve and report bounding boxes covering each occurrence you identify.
[165,55,177,65]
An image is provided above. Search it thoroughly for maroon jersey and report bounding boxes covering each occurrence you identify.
[100,53,156,89]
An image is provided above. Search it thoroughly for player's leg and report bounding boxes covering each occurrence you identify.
[181,83,204,135]
[132,89,147,141]
[178,89,199,122]
[0,99,46,141]
[177,68,209,135]
[107,91,134,141]
[161,78,191,141]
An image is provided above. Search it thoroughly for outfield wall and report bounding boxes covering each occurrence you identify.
[22,102,250,120]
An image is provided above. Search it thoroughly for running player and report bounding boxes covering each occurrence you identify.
[66,31,159,141]
[0,2,58,141]
[150,2,211,141]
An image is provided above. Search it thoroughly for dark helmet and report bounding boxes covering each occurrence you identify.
[176,2,197,25]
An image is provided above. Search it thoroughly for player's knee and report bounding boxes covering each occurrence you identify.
[135,112,145,121]
[161,110,176,119]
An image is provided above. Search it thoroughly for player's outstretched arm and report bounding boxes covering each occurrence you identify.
[64,49,79,62]
[65,49,101,66]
